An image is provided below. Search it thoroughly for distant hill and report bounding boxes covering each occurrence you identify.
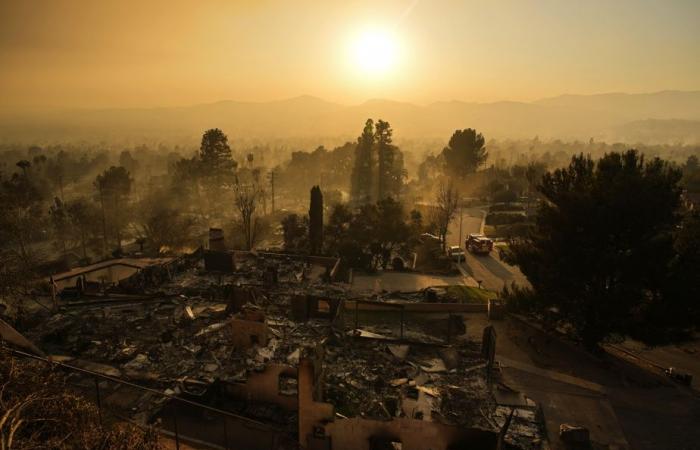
[1,91,700,145]
[607,119,700,144]
[535,91,700,121]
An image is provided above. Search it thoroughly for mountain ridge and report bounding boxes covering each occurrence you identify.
[1,90,699,144]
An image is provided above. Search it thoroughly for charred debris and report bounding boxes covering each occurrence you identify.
[11,234,543,450]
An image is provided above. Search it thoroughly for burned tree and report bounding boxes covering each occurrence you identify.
[233,182,262,250]
[282,213,308,252]
[0,170,43,261]
[66,197,100,260]
[433,181,459,251]
[309,185,324,255]
[94,166,132,253]
[48,197,70,259]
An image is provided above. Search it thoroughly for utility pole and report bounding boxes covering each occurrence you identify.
[269,170,275,213]
[49,276,58,311]
[459,205,463,244]
[458,204,464,264]
[98,185,108,258]
[58,172,65,203]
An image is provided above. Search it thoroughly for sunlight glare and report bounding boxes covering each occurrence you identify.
[349,28,399,78]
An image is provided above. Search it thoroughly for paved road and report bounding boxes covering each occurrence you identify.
[609,339,700,391]
[465,313,700,450]
[464,314,629,449]
[450,209,700,394]
[447,208,529,292]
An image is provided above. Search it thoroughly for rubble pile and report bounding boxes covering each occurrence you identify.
[265,315,332,365]
[150,254,344,299]
[321,335,543,448]
[29,253,346,384]
[235,254,323,284]
[498,406,543,450]
[30,298,251,383]
[31,293,340,382]
[322,338,495,427]
[22,250,546,449]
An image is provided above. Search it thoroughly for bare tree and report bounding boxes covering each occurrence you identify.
[0,171,43,261]
[0,250,37,319]
[233,182,262,250]
[94,166,133,253]
[433,181,459,251]
[132,206,196,254]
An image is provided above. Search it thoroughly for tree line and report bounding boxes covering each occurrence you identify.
[503,150,700,348]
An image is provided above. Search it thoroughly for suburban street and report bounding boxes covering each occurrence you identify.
[445,209,700,393]
[447,208,529,292]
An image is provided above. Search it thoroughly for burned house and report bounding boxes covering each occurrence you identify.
[13,249,542,450]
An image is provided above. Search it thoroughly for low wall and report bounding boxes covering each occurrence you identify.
[234,251,339,269]
[344,301,487,313]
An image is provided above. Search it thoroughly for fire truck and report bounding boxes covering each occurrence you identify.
[465,233,493,255]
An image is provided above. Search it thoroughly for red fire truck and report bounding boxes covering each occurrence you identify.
[465,233,493,255]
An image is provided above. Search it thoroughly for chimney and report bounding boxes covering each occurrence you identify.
[209,228,226,251]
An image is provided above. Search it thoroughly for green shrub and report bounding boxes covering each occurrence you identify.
[485,212,528,225]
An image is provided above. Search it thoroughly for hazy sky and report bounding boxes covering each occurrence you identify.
[1,0,699,109]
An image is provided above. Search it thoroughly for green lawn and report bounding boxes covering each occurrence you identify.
[444,285,498,304]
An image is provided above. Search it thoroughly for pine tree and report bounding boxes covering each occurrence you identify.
[505,150,690,348]
[350,119,375,204]
[441,128,488,178]
[351,119,405,204]
[199,128,234,177]
[375,120,391,200]
[375,120,404,199]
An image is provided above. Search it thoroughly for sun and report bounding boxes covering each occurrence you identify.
[349,28,399,78]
